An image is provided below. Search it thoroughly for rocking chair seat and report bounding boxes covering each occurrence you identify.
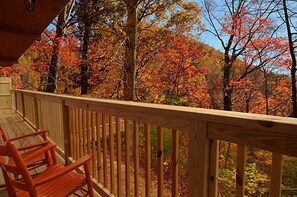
[16,163,86,197]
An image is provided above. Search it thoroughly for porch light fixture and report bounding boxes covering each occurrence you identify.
[24,0,36,12]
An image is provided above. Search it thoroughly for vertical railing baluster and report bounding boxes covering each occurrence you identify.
[86,110,91,155]
[21,92,25,120]
[133,121,139,197]
[144,123,151,197]
[69,107,74,160]
[91,112,96,177]
[74,108,79,160]
[33,96,39,130]
[96,113,103,182]
[62,100,70,165]
[14,91,18,111]
[157,126,163,197]
[73,107,78,160]
[270,153,282,197]
[102,114,108,188]
[125,119,130,197]
[236,145,246,197]
[116,117,122,197]
[78,109,83,158]
[209,139,219,197]
[172,129,179,196]
[82,110,87,155]
[109,116,115,194]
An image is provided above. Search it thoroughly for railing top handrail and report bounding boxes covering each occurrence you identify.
[13,89,297,156]
[12,89,297,128]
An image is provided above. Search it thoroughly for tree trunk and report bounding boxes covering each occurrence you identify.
[223,60,232,111]
[245,91,250,113]
[45,10,65,93]
[123,0,137,101]
[80,22,91,95]
[264,71,269,115]
[283,0,297,117]
[291,59,297,117]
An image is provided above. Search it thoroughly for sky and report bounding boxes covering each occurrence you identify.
[194,0,291,52]
[46,0,223,51]
[194,0,224,51]
[199,32,223,51]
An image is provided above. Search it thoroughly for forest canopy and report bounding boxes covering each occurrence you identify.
[1,0,295,117]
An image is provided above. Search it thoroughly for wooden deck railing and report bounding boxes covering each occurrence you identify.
[11,89,297,197]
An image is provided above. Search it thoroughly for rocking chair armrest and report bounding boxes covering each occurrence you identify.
[9,130,48,141]
[22,143,56,162]
[35,155,91,187]
[17,140,50,151]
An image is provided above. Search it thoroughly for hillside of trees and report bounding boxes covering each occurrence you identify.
[1,0,297,196]
[1,29,292,117]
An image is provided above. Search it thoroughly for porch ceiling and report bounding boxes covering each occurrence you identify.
[0,0,69,66]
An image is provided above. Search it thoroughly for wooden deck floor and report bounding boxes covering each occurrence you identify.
[0,109,43,197]
[0,109,41,145]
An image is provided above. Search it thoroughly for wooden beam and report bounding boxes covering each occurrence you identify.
[0,27,40,39]
[208,123,297,157]
[0,58,17,66]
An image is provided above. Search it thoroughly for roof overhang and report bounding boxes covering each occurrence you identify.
[0,0,69,66]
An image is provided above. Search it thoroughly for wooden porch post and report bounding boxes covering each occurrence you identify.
[188,120,210,197]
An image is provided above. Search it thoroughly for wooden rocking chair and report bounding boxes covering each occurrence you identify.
[0,124,56,196]
[0,124,52,174]
[0,141,94,197]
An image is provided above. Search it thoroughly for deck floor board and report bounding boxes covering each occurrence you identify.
[2,110,41,148]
